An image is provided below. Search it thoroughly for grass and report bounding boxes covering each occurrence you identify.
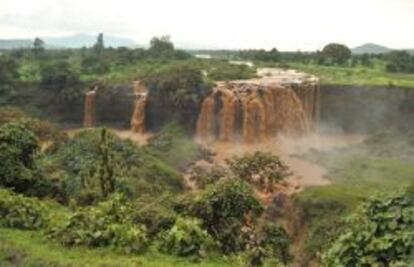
[0,228,234,267]
[290,63,414,88]
[293,131,414,260]
[256,60,414,88]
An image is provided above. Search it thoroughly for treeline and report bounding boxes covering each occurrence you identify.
[0,34,192,105]
[194,43,414,74]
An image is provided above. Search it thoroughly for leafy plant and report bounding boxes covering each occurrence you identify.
[0,188,46,230]
[322,189,414,266]
[50,194,148,253]
[0,122,40,193]
[226,152,290,192]
[259,223,291,265]
[178,178,263,253]
[158,217,214,258]
[187,164,227,189]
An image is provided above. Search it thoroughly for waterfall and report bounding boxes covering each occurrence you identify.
[196,81,318,143]
[130,92,147,133]
[83,87,97,128]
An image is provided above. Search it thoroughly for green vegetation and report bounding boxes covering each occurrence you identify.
[0,189,46,230]
[289,63,414,88]
[158,217,213,258]
[323,189,414,266]
[0,228,233,267]
[51,193,149,253]
[226,152,290,193]
[294,131,414,263]
[1,35,414,266]
[0,108,292,266]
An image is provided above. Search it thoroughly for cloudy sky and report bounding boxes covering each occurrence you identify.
[1,0,413,50]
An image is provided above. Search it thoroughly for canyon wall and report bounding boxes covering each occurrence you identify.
[319,85,414,133]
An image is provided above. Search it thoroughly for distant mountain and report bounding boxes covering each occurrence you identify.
[0,39,32,50]
[44,33,136,48]
[352,43,392,54]
[0,34,136,49]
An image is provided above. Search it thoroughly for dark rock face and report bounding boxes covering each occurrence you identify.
[319,85,414,133]
[95,85,135,127]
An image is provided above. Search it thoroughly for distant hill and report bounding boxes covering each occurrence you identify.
[352,43,392,54]
[44,33,136,48]
[0,34,136,49]
[0,39,32,50]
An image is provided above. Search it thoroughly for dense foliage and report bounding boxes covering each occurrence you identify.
[323,189,414,266]
[158,217,213,258]
[320,43,352,65]
[226,152,290,192]
[386,51,414,74]
[0,106,67,144]
[179,178,263,253]
[51,194,148,253]
[143,63,211,132]
[40,60,83,103]
[0,122,40,193]
[0,188,46,230]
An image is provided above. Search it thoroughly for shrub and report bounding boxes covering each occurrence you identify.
[322,189,414,266]
[178,178,263,253]
[40,61,83,103]
[259,223,291,264]
[132,198,177,236]
[0,122,40,193]
[0,188,46,230]
[188,164,226,189]
[158,217,214,257]
[51,194,148,253]
[226,152,290,192]
[0,106,67,146]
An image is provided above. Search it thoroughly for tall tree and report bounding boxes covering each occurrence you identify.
[149,35,174,54]
[94,33,105,58]
[321,43,351,65]
[33,37,45,55]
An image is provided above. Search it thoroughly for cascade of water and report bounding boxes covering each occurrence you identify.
[131,93,147,133]
[196,81,318,143]
[83,86,98,128]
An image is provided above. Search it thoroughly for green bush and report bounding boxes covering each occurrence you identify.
[178,178,263,253]
[51,194,148,253]
[0,122,40,193]
[322,189,414,266]
[188,164,226,189]
[158,217,214,257]
[259,223,291,264]
[132,197,177,236]
[0,106,67,146]
[226,152,290,192]
[0,188,46,230]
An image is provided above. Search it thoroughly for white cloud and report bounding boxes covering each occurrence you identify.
[0,0,413,50]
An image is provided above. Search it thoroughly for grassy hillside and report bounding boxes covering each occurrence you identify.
[293,131,414,262]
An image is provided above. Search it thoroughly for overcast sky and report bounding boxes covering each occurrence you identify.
[1,0,413,50]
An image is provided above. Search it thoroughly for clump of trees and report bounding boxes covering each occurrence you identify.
[386,51,414,73]
[40,60,83,103]
[239,48,280,62]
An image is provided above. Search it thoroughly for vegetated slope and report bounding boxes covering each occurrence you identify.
[293,130,414,264]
